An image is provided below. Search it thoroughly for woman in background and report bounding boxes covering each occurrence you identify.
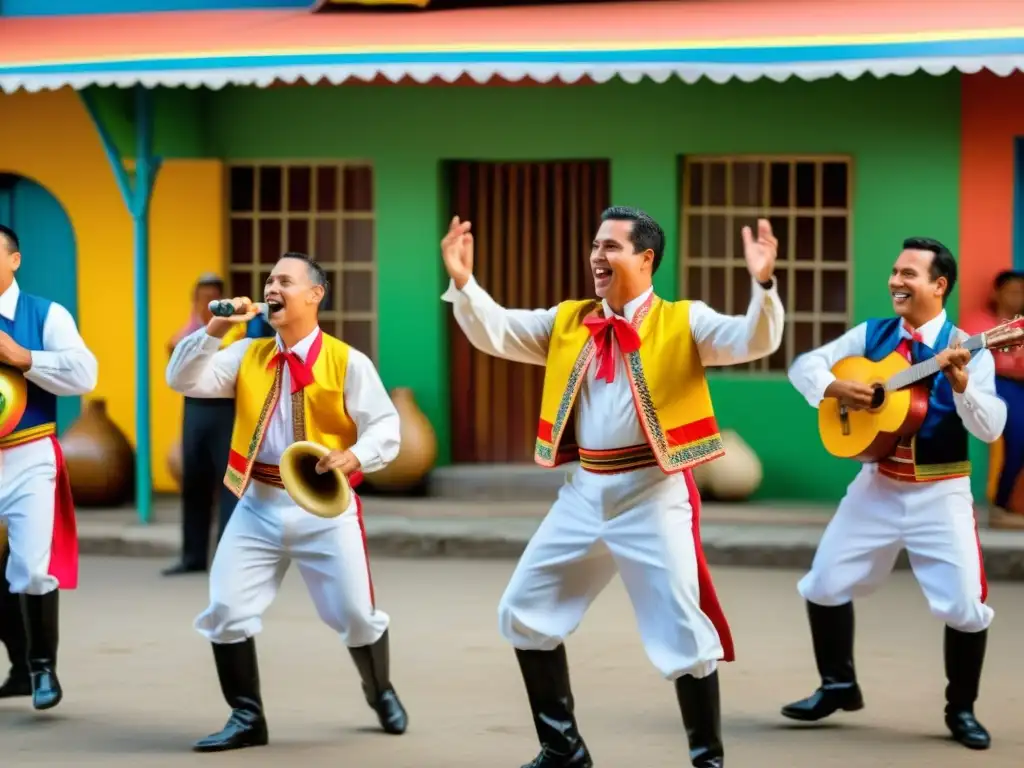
[963,270,1024,529]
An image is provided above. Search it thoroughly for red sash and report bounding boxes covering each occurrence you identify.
[684,468,734,662]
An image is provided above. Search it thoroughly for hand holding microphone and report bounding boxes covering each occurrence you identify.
[206,297,264,338]
[208,298,270,319]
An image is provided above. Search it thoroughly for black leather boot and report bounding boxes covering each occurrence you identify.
[192,639,269,752]
[944,626,990,750]
[675,671,724,767]
[20,591,62,710]
[515,646,593,768]
[781,601,864,722]
[348,629,408,734]
[0,550,29,699]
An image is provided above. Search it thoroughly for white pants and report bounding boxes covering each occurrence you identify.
[0,440,59,595]
[499,466,724,680]
[194,480,390,647]
[798,467,993,633]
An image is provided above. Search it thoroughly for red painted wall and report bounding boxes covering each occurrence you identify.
[961,71,1024,317]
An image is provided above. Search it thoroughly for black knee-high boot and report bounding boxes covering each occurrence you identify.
[20,591,61,710]
[515,646,592,768]
[675,671,724,767]
[944,626,990,750]
[781,601,864,721]
[0,548,29,698]
[192,639,269,752]
[348,629,408,734]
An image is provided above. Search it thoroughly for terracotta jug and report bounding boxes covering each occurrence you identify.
[167,438,183,488]
[59,398,136,507]
[364,387,438,492]
[692,429,763,502]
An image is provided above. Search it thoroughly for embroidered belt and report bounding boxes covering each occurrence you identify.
[0,422,56,449]
[250,461,285,489]
[578,444,658,474]
[877,443,971,484]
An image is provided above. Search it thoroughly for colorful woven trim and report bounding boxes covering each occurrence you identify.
[578,444,658,474]
[0,422,55,449]
[877,441,971,483]
[250,461,284,489]
[224,361,285,498]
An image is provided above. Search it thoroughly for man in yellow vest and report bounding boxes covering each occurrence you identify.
[442,207,782,768]
[166,251,407,752]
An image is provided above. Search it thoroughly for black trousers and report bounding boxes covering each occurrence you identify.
[179,397,238,571]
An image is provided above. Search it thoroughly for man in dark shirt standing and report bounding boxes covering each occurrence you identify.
[162,274,273,576]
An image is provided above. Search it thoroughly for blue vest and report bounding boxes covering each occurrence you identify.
[0,291,57,433]
[864,316,969,468]
[246,315,275,339]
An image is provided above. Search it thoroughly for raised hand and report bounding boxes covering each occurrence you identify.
[441,216,474,290]
[742,218,778,284]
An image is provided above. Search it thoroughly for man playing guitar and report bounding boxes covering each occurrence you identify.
[782,238,1006,750]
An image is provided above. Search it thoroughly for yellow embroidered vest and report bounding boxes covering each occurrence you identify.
[223,332,358,497]
[535,294,723,473]
[220,323,246,348]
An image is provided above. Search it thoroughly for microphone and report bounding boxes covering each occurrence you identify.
[208,300,271,318]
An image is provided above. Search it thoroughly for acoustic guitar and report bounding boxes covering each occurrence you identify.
[818,317,1024,462]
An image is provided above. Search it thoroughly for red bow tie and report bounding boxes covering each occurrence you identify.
[268,349,314,394]
[902,323,923,343]
[583,314,642,383]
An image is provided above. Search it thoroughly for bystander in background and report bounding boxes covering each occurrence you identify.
[963,270,1024,529]
[161,274,272,575]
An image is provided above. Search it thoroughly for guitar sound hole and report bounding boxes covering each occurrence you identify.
[870,386,885,409]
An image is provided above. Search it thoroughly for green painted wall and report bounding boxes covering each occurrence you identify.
[146,72,965,501]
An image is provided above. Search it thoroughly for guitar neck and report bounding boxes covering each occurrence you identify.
[885,332,982,391]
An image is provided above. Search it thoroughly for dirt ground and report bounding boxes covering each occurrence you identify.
[1,556,1022,767]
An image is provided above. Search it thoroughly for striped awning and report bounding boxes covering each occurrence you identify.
[1,0,1023,93]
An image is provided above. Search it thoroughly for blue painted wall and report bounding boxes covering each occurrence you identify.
[0,177,81,434]
[1,0,308,16]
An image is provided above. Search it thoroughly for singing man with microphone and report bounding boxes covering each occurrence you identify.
[165,251,408,753]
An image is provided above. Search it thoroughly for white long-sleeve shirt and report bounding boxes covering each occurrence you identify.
[442,275,785,451]
[787,310,1006,444]
[0,279,98,397]
[165,325,400,472]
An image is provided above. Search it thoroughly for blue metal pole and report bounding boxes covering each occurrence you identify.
[133,85,154,526]
[80,86,161,524]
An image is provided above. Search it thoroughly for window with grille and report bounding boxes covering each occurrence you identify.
[680,156,852,372]
[226,162,377,361]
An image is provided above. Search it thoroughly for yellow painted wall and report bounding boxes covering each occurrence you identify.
[0,88,225,493]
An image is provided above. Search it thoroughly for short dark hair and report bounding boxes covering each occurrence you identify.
[0,225,19,254]
[903,237,957,304]
[278,251,329,302]
[600,206,665,274]
[994,270,1024,290]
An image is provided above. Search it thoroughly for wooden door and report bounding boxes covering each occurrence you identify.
[447,160,610,463]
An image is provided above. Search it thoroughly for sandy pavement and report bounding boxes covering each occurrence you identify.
[1,556,1022,767]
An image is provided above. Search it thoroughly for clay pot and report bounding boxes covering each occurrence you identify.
[692,429,763,502]
[167,438,183,488]
[364,387,438,492]
[59,398,136,507]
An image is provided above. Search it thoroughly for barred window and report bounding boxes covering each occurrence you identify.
[680,156,853,371]
[226,162,377,360]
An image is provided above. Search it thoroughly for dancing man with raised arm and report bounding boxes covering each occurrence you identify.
[441,207,784,768]
[166,251,408,752]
